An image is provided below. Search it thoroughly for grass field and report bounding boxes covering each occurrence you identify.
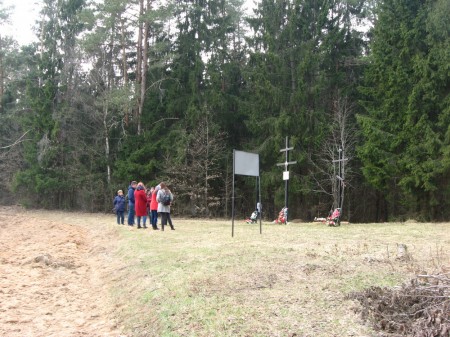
[105,219,450,337]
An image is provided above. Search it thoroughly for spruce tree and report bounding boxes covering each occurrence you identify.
[358,0,450,220]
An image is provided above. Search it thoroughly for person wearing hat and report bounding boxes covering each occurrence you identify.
[113,190,126,225]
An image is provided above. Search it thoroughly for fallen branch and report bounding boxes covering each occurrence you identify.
[1,130,31,149]
[150,118,179,126]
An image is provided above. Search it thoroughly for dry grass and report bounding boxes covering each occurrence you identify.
[103,219,450,337]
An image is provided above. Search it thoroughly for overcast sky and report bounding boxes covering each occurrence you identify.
[2,0,257,46]
[2,0,40,45]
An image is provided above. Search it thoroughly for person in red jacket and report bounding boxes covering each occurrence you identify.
[149,186,159,230]
[134,182,148,229]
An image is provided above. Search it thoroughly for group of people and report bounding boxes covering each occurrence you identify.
[113,181,175,231]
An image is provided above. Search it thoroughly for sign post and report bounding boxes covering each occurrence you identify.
[232,150,261,237]
[276,137,297,223]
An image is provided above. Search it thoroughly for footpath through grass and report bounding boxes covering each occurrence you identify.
[108,219,449,337]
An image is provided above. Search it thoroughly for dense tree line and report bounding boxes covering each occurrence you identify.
[0,0,448,221]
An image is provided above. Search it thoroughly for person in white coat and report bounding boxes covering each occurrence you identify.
[156,182,174,231]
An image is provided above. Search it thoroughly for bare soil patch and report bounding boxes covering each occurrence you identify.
[0,206,123,337]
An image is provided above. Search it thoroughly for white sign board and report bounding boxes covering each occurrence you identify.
[283,171,289,180]
[234,150,259,177]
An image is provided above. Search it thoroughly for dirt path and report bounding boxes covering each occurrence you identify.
[0,206,124,337]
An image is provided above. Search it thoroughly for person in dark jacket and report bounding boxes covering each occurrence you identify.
[113,190,126,225]
[127,181,137,226]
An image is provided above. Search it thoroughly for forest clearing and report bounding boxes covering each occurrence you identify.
[2,1,448,335]
[2,0,449,223]
[1,206,448,337]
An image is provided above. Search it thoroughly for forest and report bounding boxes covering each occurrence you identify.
[0,0,449,222]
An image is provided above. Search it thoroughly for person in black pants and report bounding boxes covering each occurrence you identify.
[156,182,175,231]
[113,190,126,224]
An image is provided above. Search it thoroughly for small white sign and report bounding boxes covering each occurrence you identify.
[283,171,289,180]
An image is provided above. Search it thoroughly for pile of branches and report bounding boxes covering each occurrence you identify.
[349,273,449,336]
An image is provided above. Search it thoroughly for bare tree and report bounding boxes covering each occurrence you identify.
[95,77,133,185]
[164,106,227,217]
[309,94,357,216]
[0,121,26,205]
[0,3,13,113]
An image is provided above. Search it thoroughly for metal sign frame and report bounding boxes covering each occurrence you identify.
[232,150,261,237]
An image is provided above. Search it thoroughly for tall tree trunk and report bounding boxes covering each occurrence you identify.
[136,0,144,128]
[0,35,3,113]
[119,13,129,127]
[290,51,296,93]
[137,0,150,135]
[205,115,209,216]
[103,104,111,185]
